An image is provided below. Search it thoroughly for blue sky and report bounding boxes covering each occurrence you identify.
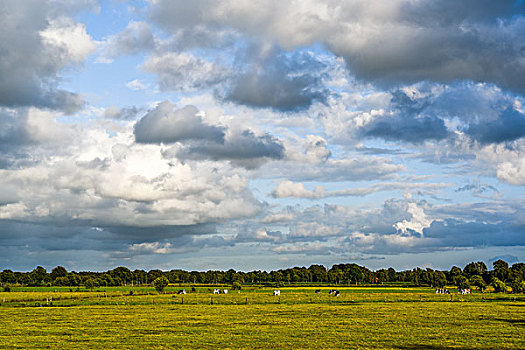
[0,0,524,272]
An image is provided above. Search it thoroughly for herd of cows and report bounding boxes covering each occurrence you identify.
[174,288,342,296]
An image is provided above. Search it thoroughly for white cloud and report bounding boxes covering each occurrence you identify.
[126,79,148,91]
[40,17,96,63]
[393,202,433,235]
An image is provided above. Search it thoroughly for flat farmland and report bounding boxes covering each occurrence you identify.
[0,287,523,349]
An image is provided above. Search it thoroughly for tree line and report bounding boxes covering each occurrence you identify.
[1,259,524,293]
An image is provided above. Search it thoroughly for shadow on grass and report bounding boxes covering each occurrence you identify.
[490,318,525,328]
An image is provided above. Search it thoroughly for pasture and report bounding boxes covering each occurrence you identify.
[0,286,523,349]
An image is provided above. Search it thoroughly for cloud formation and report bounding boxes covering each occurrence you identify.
[0,0,95,111]
[149,0,525,94]
[134,102,225,144]
[224,49,328,111]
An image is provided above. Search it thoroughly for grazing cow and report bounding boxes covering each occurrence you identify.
[334,290,340,297]
[177,289,186,295]
[315,290,321,294]
[329,289,336,295]
[223,289,228,294]
[273,290,280,296]
[213,289,220,294]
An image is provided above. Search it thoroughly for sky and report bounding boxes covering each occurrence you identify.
[1,0,524,272]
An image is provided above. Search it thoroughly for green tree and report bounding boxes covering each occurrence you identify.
[434,271,447,288]
[449,266,463,285]
[29,266,49,286]
[511,263,525,279]
[53,276,70,286]
[232,281,242,290]
[463,261,487,278]
[491,277,506,293]
[510,280,525,294]
[470,275,486,292]
[1,270,16,284]
[455,275,470,290]
[153,276,169,293]
[493,260,510,282]
[84,278,96,291]
[50,266,68,280]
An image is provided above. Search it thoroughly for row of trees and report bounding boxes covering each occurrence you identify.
[1,260,524,292]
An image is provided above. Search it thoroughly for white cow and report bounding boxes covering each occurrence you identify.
[223,289,228,294]
[273,290,280,296]
[213,289,220,294]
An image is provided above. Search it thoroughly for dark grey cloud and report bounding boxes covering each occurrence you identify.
[465,108,525,144]
[224,50,328,111]
[174,130,284,168]
[364,115,449,144]
[359,85,525,145]
[134,101,225,144]
[455,184,498,194]
[330,2,525,94]
[424,219,525,248]
[0,0,95,111]
[0,220,218,270]
[135,101,284,167]
[362,90,449,143]
[0,110,33,150]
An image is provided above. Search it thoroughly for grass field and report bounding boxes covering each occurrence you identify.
[0,286,523,349]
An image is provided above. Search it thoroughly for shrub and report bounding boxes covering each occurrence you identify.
[153,276,169,293]
[232,281,242,290]
[3,284,11,292]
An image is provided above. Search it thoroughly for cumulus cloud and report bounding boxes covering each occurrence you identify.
[142,47,328,111]
[0,107,73,153]
[0,0,95,111]
[135,101,284,168]
[246,197,525,256]
[134,101,225,144]
[0,118,264,231]
[149,0,525,94]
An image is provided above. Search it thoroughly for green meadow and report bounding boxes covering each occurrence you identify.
[0,286,523,349]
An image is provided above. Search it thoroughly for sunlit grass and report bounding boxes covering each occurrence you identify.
[0,286,523,349]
